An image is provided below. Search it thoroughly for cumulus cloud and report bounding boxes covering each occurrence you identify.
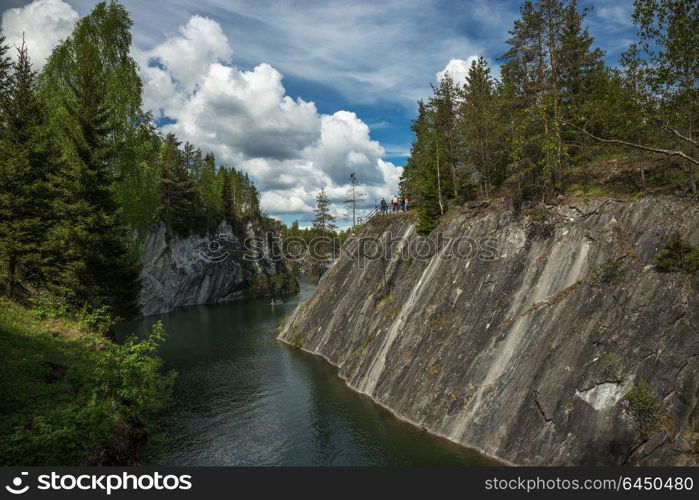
[0,0,78,69]
[436,56,479,86]
[136,15,401,220]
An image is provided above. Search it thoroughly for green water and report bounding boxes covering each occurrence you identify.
[118,281,493,466]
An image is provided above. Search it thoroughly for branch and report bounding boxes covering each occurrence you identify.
[664,127,699,149]
[564,121,699,167]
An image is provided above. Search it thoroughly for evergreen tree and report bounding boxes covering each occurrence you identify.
[0,41,57,294]
[220,167,234,223]
[0,36,11,116]
[312,187,337,235]
[198,153,220,228]
[429,73,461,200]
[460,56,497,197]
[412,102,443,234]
[43,27,139,317]
[159,133,198,235]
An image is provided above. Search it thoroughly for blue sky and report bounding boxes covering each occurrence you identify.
[1,0,636,226]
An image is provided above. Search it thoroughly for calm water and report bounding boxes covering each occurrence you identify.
[118,281,492,466]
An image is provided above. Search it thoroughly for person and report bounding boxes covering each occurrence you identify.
[404,197,409,211]
[380,198,388,215]
[400,197,405,211]
[392,196,398,212]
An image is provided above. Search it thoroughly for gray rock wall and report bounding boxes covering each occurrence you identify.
[278,197,699,465]
[139,220,296,316]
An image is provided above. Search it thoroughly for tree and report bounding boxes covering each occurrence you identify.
[220,167,234,223]
[460,56,497,198]
[344,172,366,226]
[198,153,220,228]
[159,133,198,235]
[42,13,140,317]
[0,40,58,294]
[312,187,337,266]
[429,73,460,200]
[312,187,337,234]
[631,0,698,193]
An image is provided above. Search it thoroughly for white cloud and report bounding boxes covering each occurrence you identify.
[135,15,402,220]
[436,56,479,86]
[0,0,78,69]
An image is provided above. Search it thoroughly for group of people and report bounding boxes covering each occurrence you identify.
[380,196,409,215]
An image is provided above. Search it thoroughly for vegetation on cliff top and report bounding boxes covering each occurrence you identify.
[399,0,697,234]
[0,1,271,319]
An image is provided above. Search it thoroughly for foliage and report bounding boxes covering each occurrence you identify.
[399,0,698,234]
[654,232,699,273]
[0,297,174,465]
[625,381,661,438]
[246,271,269,298]
[599,352,625,383]
[522,205,554,222]
[593,258,628,285]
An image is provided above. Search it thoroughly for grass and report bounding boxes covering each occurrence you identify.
[0,297,174,465]
[375,288,394,311]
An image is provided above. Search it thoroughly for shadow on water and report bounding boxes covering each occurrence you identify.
[116,281,494,466]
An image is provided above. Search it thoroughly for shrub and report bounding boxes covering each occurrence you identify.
[600,352,624,383]
[0,300,175,465]
[246,271,269,297]
[28,291,69,320]
[654,232,699,273]
[522,204,554,222]
[593,258,627,286]
[625,381,661,439]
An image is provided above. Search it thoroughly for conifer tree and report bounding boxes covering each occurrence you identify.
[220,167,234,223]
[0,41,57,294]
[460,56,497,197]
[44,31,139,317]
[159,133,198,235]
[312,187,337,235]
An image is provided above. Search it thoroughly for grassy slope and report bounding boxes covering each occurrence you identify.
[0,298,174,465]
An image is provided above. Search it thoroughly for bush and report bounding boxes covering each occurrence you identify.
[522,204,554,222]
[654,232,699,273]
[600,352,624,383]
[0,300,175,465]
[246,271,269,297]
[625,381,661,439]
[593,258,627,286]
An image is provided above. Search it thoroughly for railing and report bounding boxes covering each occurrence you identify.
[357,206,380,225]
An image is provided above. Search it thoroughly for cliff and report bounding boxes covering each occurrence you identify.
[278,197,699,465]
[139,220,297,316]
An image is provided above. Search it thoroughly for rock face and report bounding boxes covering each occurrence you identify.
[139,220,297,316]
[278,197,699,465]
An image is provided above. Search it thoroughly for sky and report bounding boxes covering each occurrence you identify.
[0,0,636,227]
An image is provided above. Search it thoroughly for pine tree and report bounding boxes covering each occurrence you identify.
[159,133,198,235]
[220,167,234,223]
[412,102,443,234]
[0,41,57,294]
[198,153,220,228]
[44,32,139,317]
[429,73,460,200]
[460,56,497,198]
[312,187,337,235]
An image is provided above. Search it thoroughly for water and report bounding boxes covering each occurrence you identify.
[117,281,493,466]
